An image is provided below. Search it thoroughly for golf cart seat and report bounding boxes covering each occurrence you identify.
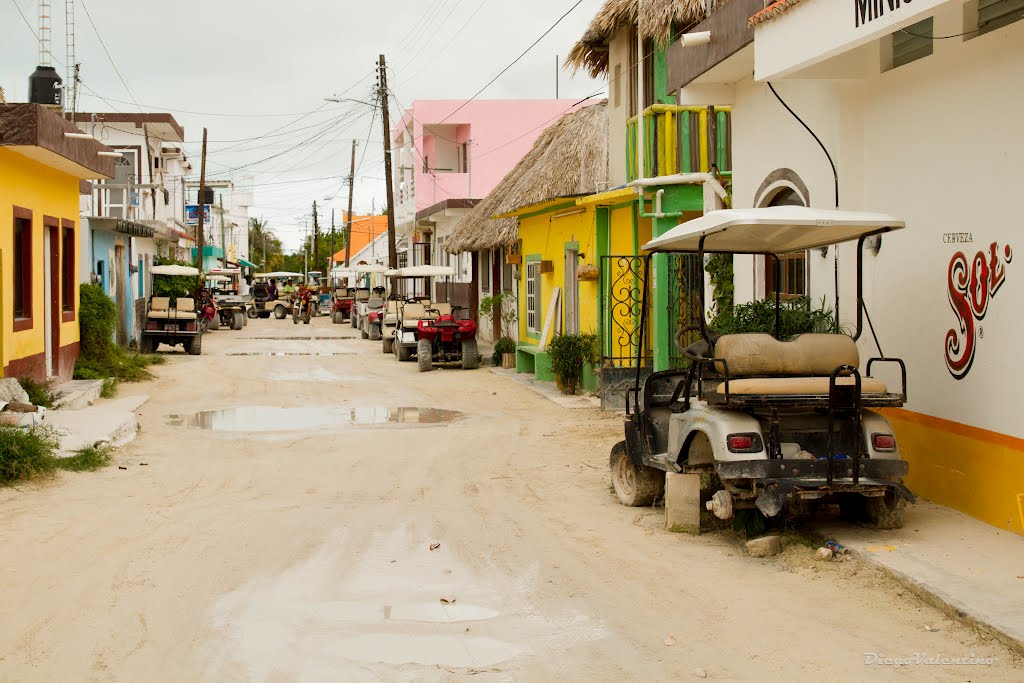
[431,302,453,317]
[355,288,371,302]
[711,333,888,396]
[367,297,384,309]
[148,297,198,321]
[400,302,436,328]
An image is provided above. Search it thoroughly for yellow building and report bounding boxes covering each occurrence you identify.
[0,104,114,381]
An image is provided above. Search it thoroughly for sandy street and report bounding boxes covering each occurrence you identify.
[0,316,1017,681]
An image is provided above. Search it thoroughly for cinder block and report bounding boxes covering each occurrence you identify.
[665,472,701,533]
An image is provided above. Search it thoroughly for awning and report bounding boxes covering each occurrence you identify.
[88,216,155,238]
[237,257,257,268]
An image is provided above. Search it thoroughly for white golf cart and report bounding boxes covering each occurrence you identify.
[256,271,303,319]
[141,264,204,355]
[611,207,914,529]
[206,269,247,330]
[351,263,389,338]
[388,265,457,362]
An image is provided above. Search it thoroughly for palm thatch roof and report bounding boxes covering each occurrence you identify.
[565,0,717,78]
[445,102,608,254]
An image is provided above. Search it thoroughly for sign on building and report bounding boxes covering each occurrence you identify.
[185,204,212,226]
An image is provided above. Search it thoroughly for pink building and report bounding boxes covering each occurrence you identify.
[391,99,583,275]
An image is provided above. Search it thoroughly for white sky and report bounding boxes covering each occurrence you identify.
[1,0,606,250]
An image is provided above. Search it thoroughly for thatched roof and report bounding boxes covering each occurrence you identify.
[565,0,717,78]
[445,102,608,254]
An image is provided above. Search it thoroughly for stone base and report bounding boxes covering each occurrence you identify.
[665,472,701,534]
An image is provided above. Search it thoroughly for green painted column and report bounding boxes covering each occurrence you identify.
[647,185,704,372]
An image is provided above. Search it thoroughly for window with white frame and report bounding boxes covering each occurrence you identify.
[526,261,540,334]
[104,149,138,219]
[480,249,491,292]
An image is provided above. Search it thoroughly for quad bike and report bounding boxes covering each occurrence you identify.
[416,306,479,371]
[292,289,316,325]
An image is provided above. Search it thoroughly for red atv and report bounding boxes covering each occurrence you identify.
[415,306,479,372]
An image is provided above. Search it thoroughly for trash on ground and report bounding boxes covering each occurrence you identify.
[440,596,456,604]
[815,547,833,561]
[824,540,847,556]
[429,542,441,551]
[925,626,941,632]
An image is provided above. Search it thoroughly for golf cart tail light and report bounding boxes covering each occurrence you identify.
[727,434,759,452]
[872,434,896,451]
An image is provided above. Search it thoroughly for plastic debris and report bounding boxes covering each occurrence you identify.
[118,466,128,470]
[429,542,441,551]
[824,540,847,556]
[925,626,941,632]
[815,547,833,560]
[440,596,456,605]
[692,667,708,678]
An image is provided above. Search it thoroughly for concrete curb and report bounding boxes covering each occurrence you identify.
[47,395,149,456]
[488,367,600,409]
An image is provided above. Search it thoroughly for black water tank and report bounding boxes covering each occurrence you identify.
[201,187,215,205]
[28,66,63,107]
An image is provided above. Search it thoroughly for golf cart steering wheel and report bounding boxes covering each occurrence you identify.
[675,324,718,363]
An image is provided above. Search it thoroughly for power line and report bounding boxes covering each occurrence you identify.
[436,0,584,125]
[397,0,492,85]
[78,0,142,111]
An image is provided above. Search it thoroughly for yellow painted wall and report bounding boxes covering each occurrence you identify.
[0,148,82,376]
[884,408,1024,536]
[602,203,652,367]
[518,207,598,345]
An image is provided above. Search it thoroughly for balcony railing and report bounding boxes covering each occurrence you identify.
[627,104,732,182]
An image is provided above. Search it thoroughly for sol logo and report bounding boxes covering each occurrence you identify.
[945,242,1013,379]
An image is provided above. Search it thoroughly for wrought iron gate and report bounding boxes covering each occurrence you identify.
[667,253,705,368]
[600,255,652,411]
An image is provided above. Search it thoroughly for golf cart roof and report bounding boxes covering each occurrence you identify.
[206,275,231,282]
[354,263,388,273]
[643,207,905,254]
[152,265,199,276]
[208,268,240,275]
[263,271,303,277]
[395,265,456,277]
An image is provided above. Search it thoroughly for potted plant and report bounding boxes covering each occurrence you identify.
[493,336,517,368]
[547,333,597,395]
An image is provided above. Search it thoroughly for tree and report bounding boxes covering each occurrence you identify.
[248,217,285,271]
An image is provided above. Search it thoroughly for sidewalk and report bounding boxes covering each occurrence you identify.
[814,501,1024,654]
[489,366,600,409]
[47,395,149,455]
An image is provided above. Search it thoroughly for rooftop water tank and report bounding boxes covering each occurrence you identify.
[28,65,62,108]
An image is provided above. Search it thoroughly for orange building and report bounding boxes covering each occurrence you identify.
[331,213,389,266]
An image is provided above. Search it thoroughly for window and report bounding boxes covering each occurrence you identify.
[12,209,32,328]
[502,248,513,293]
[627,28,638,117]
[642,38,655,109]
[61,222,75,317]
[890,18,933,70]
[526,261,540,334]
[613,64,622,108]
[104,148,139,219]
[763,187,807,297]
[978,0,1024,35]
[480,250,491,292]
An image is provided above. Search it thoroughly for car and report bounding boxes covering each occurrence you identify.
[611,207,914,530]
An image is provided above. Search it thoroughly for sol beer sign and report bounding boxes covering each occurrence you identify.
[945,242,1013,379]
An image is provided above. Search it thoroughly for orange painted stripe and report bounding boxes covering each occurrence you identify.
[882,408,1024,451]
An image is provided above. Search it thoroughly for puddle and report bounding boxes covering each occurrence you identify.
[225,351,353,356]
[168,406,463,431]
[246,336,355,341]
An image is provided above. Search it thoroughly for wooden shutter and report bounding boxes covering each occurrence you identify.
[979,0,1024,34]
[892,18,933,69]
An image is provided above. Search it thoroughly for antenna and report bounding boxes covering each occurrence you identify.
[65,0,76,113]
[38,0,52,66]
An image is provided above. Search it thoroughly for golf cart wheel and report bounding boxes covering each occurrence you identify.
[360,322,369,339]
[417,339,434,372]
[210,313,221,331]
[232,311,245,330]
[461,339,479,370]
[383,337,394,354]
[369,324,381,341]
[397,344,413,362]
[844,490,906,529]
[331,310,340,324]
[186,334,202,356]
[351,313,358,328]
[139,335,155,354]
[246,306,258,319]
[274,305,287,319]
[610,440,664,507]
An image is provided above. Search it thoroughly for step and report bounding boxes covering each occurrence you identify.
[52,379,104,411]
[47,395,149,456]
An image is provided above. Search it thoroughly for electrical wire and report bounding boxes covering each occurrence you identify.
[766,82,838,208]
[79,0,143,111]
[397,0,492,86]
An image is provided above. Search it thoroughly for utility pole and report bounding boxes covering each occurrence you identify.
[330,208,335,272]
[312,200,320,275]
[219,194,226,268]
[195,128,208,278]
[345,139,356,267]
[379,54,398,269]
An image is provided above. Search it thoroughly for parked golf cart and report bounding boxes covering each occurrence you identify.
[140,264,204,355]
[389,265,456,362]
[416,304,479,372]
[207,269,247,330]
[351,263,389,337]
[329,268,356,324]
[611,207,914,530]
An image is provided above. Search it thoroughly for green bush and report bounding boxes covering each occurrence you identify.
[0,426,61,485]
[17,377,61,409]
[75,283,166,383]
[547,333,597,395]
[152,256,196,300]
[492,336,517,366]
[59,444,113,472]
[711,296,840,339]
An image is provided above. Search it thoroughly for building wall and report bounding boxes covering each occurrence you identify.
[721,4,1024,533]
[607,30,632,188]
[0,149,81,381]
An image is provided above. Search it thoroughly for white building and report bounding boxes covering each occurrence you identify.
[669,0,1024,534]
[184,178,254,275]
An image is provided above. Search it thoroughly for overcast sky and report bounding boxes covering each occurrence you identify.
[2,0,605,250]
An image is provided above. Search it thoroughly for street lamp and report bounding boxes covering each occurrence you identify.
[324,97,376,107]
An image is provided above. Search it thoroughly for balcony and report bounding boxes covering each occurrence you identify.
[626,104,732,181]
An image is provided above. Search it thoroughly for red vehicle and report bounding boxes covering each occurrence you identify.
[416,307,479,371]
[292,286,316,324]
[331,286,355,324]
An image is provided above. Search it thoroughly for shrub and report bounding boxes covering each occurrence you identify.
[492,336,517,366]
[711,296,840,339]
[0,426,61,485]
[479,293,518,338]
[75,283,166,383]
[547,333,597,395]
[18,377,61,409]
[59,444,113,472]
